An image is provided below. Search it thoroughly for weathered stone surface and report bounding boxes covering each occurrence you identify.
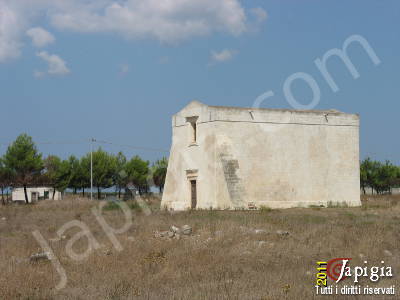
[30,252,51,262]
[276,230,290,236]
[167,231,175,238]
[239,227,267,235]
[154,231,169,238]
[181,225,192,235]
[49,235,67,242]
[248,202,257,210]
[170,225,180,234]
[161,101,361,210]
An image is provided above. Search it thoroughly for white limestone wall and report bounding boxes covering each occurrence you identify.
[212,121,360,208]
[162,103,218,210]
[12,187,62,203]
[162,101,361,210]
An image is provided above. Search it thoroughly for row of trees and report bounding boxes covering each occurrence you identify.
[2,134,399,203]
[360,158,400,194]
[0,134,168,204]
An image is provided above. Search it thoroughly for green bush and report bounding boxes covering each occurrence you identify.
[259,205,272,212]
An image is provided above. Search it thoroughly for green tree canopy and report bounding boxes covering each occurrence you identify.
[0,157,12,204]
[78,155,91,195]
[113,151,127,198]
[360,158,400,194]
[3,134,43,203]
[43,155,71,198]
[152,157,168,193]
[68,155,89,194]
[125,155,150,194]
[85,148,117,199]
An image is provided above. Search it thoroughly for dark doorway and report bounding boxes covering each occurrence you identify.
[190,180,197,209]
[31,192,38,202]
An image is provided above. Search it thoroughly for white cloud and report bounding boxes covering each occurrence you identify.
[211,49,238,64]
[0,1,268,62]
[26,27,55,47]
[49,0,248,43]
[119,63,130,75]
[36,51,70,77]
[250,7,268,23]
[0,2,24,62]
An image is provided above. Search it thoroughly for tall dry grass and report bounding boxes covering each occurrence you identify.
[0,195,399,299]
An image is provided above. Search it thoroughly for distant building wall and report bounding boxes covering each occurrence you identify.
[12,187,62,203]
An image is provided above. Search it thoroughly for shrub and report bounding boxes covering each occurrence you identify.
[259,205,272,212]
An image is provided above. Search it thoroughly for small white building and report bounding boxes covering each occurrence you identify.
[12,187,62,203]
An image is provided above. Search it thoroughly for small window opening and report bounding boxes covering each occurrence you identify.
[186,116,198,144]
[191,122,197,143]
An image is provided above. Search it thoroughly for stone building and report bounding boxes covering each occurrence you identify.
[12,187,62,203]
[161,101,361,210]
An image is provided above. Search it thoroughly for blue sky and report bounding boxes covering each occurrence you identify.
[0,0,399,163]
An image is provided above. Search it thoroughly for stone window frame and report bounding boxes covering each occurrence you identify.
[186,116,199,146]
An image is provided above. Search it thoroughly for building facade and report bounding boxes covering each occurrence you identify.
[12,187,62,203]
[161,101,361,210]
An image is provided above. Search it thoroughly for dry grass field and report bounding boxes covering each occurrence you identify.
[0,195,399,299]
